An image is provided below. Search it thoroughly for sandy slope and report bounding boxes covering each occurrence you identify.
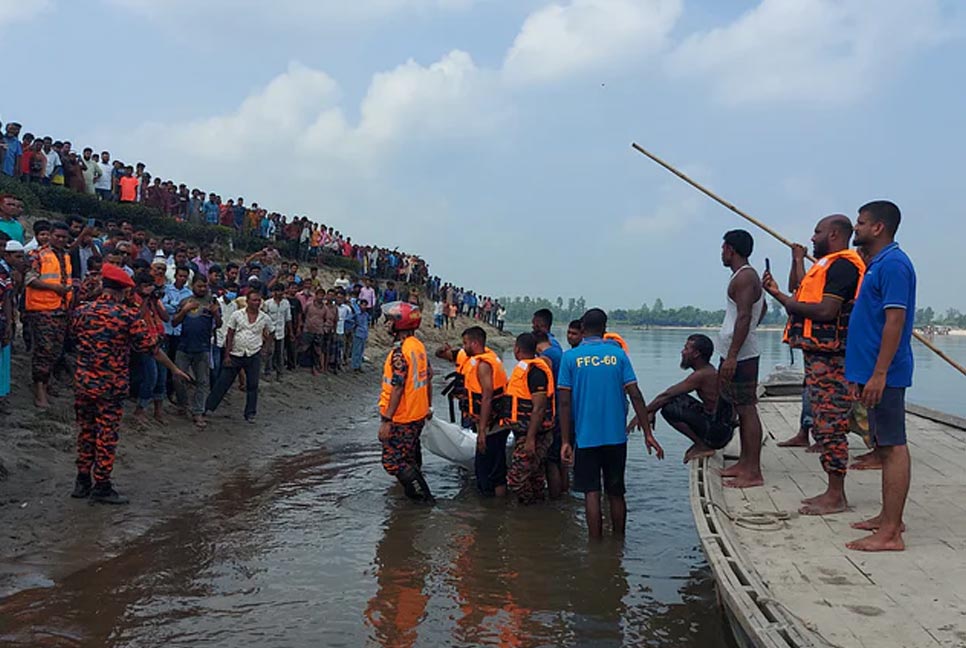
[0,314,511,598]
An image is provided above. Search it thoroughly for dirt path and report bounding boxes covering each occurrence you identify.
[0,317,511,598]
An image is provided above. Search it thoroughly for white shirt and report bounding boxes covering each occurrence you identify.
[433,301,444,316]
[24,237,40,253]
[215,297,238,347]
[262,297,292,340]
[336,303,352,335]
[95,162,113,190]
[227,309,272,357]
[334,277,350,290]
[44,149,61,177]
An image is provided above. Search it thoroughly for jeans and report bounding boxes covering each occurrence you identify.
[264,338,284,376]
[136,352,164,408]
[211,345,224,385]
[206,353,260,418]
[96,188,113,201]
[175,350,211,415]
[351,336,367,370]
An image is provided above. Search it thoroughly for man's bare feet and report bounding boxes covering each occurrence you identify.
[806,443,822,453]
[723,474,764,489]
[850,452,882,470]
[720,464,743,478]
[193,415,208,429]
[850,515,906,532]
[132,408,150,423]
[799,492,847,516]
[846,530,905,552]
[777,431,810,448]
[684,443,715,464]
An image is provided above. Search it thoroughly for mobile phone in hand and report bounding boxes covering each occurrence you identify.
[765,258,771,275]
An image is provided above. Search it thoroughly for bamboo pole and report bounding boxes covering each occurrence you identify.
[630,142,966,378]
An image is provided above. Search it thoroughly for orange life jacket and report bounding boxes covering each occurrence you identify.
[783,249,866,353]
[463,348,508,425]
[379,335,430,423]
[25,246,73,312]
[603,332,629,353]
[505,356,555,430]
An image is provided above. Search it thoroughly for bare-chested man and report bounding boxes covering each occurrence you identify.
[628,334,733,464]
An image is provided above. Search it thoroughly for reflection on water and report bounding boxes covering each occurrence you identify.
[3,326,956,646]
[0,399,731,647]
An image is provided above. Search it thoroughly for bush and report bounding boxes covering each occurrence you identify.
[2,176,280,254]
[0,176,364,271]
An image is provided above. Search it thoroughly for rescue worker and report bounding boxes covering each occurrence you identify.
[24,221,72,408]
[70,264,188,504]
[462,326,510,497]
[763,214,865,516]
[378,301,434,502]
[436,343,470,426]
[506,333,555,504]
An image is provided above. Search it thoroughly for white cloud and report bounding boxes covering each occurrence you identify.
[668,0,949,105]
[503,0,682,83]
[0,0,51,28]
[104,0,477,24]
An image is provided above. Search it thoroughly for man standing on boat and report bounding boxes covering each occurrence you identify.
[844,201,915,552]
[718,230,767,488]
[763,215,865,515]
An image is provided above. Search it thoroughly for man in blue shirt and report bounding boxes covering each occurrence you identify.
[844,200,916,553]
[559,308,663,538]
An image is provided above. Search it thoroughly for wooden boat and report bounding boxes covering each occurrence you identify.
[691,394,966,648]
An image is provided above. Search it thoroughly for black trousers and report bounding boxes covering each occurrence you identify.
[206,354,260,418]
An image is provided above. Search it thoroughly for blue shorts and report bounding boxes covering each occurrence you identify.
[867,386,906,447]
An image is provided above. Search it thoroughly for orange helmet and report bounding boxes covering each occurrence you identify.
[382,301,422,331]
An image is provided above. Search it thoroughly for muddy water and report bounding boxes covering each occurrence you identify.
[0,399,730,647]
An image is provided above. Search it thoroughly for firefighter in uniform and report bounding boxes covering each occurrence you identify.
[24,221,72,408]
[461,325,510,496]
[378,301,434,502]
[70,264,188,504]
[763,214,865,516]
[505,333,556,504]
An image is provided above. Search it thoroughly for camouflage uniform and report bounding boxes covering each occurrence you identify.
[71,293,157,485]
[803,352,850,476]
[30,312,69,384]
[380,346,424,477]
[507,431,553,504]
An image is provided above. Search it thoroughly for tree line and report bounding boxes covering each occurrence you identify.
[498,296,789,327]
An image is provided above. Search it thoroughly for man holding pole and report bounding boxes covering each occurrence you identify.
[718,230,766,489]
[763,215,865,515]
[844,201,915,552]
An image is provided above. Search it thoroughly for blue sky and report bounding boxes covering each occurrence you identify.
[2,0,964,311]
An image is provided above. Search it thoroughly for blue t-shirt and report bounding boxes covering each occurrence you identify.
[845,243,916,387]
[557,337,637,448]
[202,201,220,224]
[2,136,22,176]
[539,341,562,380]
[178,298,216,354]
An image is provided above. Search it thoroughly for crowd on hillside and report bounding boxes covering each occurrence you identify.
[0,115,507,502]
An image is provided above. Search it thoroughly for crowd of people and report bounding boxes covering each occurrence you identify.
[0,116,512,505]
[378,200,917,554]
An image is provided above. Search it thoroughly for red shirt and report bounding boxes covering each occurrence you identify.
[119,176,139,202]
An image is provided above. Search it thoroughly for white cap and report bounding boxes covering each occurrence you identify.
[5,240,25,252]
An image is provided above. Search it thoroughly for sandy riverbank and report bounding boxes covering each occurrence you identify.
[0,314,510,598]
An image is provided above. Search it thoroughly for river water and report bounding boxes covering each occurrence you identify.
[2,326,963,647]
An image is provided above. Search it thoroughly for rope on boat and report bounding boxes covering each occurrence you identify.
[709,501,792,531]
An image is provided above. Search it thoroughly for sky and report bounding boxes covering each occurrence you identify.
[2,0,965,312]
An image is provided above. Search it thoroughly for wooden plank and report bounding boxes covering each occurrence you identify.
[693,395,966,648]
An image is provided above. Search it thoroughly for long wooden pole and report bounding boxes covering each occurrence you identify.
[630,142,966,378]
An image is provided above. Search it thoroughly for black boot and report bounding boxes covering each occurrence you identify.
[70,474,92,499]
[398,466,435,503]
[90,481,130,505]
